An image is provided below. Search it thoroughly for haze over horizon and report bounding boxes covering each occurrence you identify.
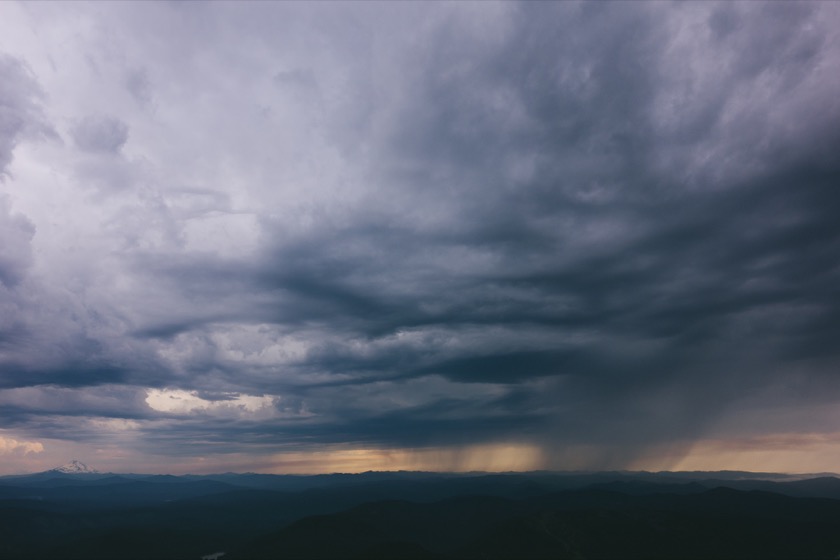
[2,1,840,476]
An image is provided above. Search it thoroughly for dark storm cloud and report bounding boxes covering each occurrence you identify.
[0,54,43,368]
[0,198,34,289]
[0,384,151,422]
[0,53,47,291]
[228,1,840,448]
[0,362,127,390]
[0,54,51,175]
[2,1,840,468]
[71,115,129,154]
[124,67,153,109]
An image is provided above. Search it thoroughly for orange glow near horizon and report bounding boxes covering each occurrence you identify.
[660,432,840,474]
[256,443,547,474]
[5,433,840,476]
[213,434,840,475]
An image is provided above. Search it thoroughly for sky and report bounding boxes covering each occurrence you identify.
[1,1,840,475]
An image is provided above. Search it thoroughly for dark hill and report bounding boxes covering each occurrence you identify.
[236,488,840,560]
[3,470,840,559]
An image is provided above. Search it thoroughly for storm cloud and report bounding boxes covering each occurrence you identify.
[1,1,840,474]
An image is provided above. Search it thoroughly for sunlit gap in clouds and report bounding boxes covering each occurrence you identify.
[665,433,840,475]
[145,436,840,475]
[246,443,546,474]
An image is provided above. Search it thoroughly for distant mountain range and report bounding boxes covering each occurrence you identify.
[2,468,840,559]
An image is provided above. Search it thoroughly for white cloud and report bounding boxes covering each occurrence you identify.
[145,388,277,418]
[0,433,44,455]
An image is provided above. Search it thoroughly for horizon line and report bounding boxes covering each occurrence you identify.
[3,467,839,479]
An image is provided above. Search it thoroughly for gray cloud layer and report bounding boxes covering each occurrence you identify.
[1,1,839,470]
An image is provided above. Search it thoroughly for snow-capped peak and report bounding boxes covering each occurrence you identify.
[51,460,99,474]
